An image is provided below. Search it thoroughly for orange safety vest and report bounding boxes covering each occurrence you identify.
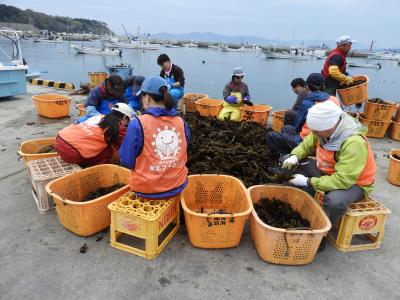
[299,96,341,139]
[129,114,188,194]
[58,115,108,158]
[316,135,376,186]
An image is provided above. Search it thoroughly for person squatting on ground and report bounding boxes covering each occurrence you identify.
[157,54,185,110]
[282,100,376,226]
[218,67,253,122]
[266,73,341,158]
[55,103,135,168]
[119,76,191,199]
[79,75,128,123]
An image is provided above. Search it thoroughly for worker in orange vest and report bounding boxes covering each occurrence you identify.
[119,76,191,199]
[282,101,376,226]
[55,103,134,167]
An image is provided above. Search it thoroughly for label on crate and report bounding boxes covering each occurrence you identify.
[358,215,378,231]
[121,217,142,232]
[158,201,177,231]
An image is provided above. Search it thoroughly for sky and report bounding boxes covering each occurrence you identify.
[3,0,400,48]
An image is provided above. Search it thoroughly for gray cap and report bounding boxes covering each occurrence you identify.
[232,67,246,77]
[337,35,356,46]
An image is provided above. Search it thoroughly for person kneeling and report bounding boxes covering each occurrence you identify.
[282,100,376,226]
[55,103,134,168]
[119,76,191,199]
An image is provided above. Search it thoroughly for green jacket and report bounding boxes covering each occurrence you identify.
[291,126,374,196]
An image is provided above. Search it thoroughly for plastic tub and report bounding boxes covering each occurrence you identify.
[272,110,287,132]
[46,164,131,236]
[249,184,331,265]
[184,93,208,112]
[240,104,272,127]
[363,99,397,122]
[388,149,400,186]
[195,98,224,117]
[359,113,391,138]
[337,75,369,106]
[32,94,71,118]
[181,174,253,249]
[18,137,58,165]
[389,119,400,141]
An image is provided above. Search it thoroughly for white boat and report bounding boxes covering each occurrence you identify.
[183,42,198,48]
[348,62,382,69]
[70,44,122,56]
[105,39,160,50]
[368,51,400,61]
[264,51,310,60]
[33,37,63,43]
[163,43,181,48]
[220,44,251,52]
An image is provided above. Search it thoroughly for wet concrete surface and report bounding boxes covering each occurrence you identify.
[0,85,399,299]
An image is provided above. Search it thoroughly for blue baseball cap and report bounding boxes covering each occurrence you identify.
[136,76,168,96]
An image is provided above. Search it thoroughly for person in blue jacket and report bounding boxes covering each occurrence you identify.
[157,54,185,110]
[266,73,336,158]
[78,75,127,123]
[119,76,191,199]
[124,75,145,112]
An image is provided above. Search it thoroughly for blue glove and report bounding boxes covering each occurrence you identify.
[226,96,238,104]
[243,96,250,101]
[85,106,100,117]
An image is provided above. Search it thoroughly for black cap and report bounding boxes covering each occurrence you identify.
[306,73,325,86]
[106,75,124,97]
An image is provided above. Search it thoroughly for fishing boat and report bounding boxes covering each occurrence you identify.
[163,43,181,48]
[348,62,382,69]
[264,51,310,60]
[368,51,400,61]
[105,39,160,50]
[70,44,122,56]
[183,42,198,48]
[33,37,63,43]
[220,44,251,52]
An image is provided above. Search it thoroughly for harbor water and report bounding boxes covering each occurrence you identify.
[3,40,400,109]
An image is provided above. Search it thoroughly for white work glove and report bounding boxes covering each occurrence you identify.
[282,155,298,170]
[289,174,309,187]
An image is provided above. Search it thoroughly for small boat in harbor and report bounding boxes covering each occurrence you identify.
[33,37,63,43]
[368,51,400,61]
[105,39,160,50]
[183,42,198,48]
[70,44,122,56]
[348,62,382,69]
[163,43,181,48]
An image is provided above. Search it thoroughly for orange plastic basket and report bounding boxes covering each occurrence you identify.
[18,137,58,165]
[45,164,131,236]
[88,72,107,87]
[240,104,272,127]
[337,75,369,106]
[181,174,253,249]
[363,99,397,122]
[195,98,224,117]
[32,94,71,118]
[271,110,287,132]
[184,93,208,112]
[388,120,400,141]
[248,185,331,265]
[359,113,391,138]
[394,104,400,123]
[75,103,86,117]
[388,149,400,186]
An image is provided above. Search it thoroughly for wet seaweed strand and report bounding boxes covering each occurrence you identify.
[337,79,367,89]
[36,144,56,153]
[184,113,279,187]
[82,183,125,202]
[254,198,310,229]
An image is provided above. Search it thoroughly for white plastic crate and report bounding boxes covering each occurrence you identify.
[27,157,81,214]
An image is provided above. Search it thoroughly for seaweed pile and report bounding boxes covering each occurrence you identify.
[392,154,400,160]
[184,113,279,187]
[36,145,56,154]
[338,79,367,89]
[254,198,310,229]
[82,183,125,202]
[368,98,392,105]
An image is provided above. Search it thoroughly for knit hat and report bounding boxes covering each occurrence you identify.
[307,101,343,131]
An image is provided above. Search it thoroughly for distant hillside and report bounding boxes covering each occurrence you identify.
[0,4,112,34]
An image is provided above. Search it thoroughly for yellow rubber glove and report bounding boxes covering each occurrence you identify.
[328,65,347,82]
[343,76,354,85]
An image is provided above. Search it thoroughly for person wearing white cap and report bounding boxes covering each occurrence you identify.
[218,67,253,121]
[321,35,356,96]
[55,103,135,167]
[282,100,376,227]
